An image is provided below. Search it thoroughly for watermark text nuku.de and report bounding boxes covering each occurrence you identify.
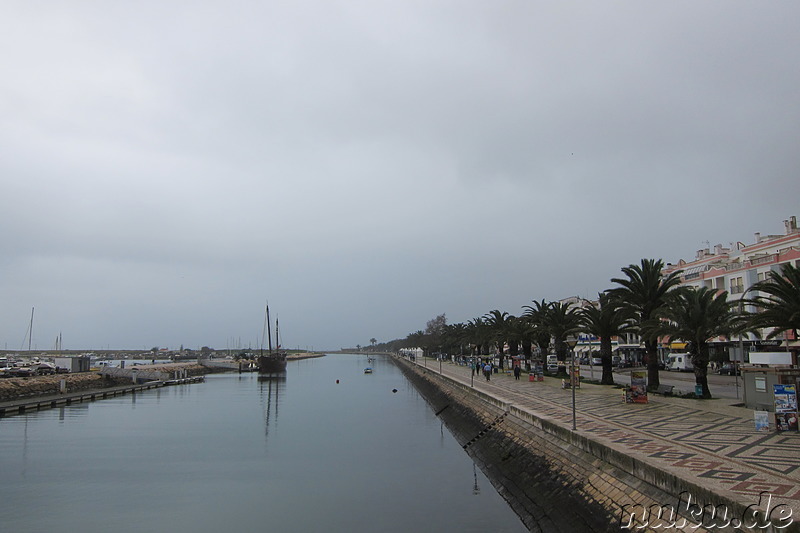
[620,491,794,529]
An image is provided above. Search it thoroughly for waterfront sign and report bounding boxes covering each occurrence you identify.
[754,411,770,432]
[625,371,648,403]
[773,384,798,432]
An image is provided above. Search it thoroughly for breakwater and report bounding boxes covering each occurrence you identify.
[393,357,790,533]
[0,363,217,403]
[0,373,130,402]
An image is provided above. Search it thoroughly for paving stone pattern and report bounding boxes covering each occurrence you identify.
[414,359,800,519]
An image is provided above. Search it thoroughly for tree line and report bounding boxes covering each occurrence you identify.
[369,259,800,399]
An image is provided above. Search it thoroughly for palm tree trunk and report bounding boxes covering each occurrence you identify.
[645,340,660,390]
[522,341,532,358]
[600,337,614,385]
[693,345,712,399]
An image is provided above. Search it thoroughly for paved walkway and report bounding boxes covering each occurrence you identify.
[411,358,800,518]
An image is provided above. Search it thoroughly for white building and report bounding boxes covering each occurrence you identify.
[663,216,800,361]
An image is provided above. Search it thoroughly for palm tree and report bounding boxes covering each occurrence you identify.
[608,258,683,390]
[483,310,512,369]
[504,316,527,359]
[745,263,800,342]
[442,323,469,356]
[467,318,491,357]
[544,302,582,362]
[522,299,554,361]
[579,294,634,385]
[647,287,739,399]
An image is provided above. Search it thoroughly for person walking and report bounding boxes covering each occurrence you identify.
[483,362,492,381]
[513,365,521,380]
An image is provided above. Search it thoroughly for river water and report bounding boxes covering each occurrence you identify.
[0,354,527,533]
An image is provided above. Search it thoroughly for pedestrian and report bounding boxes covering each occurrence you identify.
[483,362,492,381]
[514,365,521,380]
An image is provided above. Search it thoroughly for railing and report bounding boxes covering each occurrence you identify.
[750,254,777,266]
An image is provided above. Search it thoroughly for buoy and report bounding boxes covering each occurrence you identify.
[392,388,397,393]
[336,379,340,384]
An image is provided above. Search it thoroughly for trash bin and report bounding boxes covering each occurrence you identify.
[493,367,498,373]
[695,384,703,396]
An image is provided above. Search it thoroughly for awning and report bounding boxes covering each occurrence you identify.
[670,342,687,349]
[681,265,708,276]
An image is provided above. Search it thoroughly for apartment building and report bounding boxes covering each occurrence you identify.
[662,216,800,360]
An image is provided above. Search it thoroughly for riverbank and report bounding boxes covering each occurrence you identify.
[394,356,800,533]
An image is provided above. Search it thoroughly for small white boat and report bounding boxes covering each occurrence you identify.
[363,367,373,374]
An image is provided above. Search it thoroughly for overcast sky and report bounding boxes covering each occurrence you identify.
[1,1,798,352]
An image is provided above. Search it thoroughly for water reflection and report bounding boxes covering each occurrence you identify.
[473,462,481,495]
[0,355,527,533]
[258,374,286,442]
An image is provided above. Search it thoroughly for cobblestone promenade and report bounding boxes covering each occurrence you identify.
[411,358,800,520]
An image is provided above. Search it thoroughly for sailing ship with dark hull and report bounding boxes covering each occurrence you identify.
[258,304,287,374]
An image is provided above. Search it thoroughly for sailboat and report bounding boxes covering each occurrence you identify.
[257,304,287,373]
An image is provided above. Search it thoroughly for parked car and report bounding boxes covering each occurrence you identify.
[718,363,740,376]
[546,363,559,373]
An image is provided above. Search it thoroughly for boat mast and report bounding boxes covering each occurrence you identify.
[266,305,273,355]
[261,303,269,357]
[28,307,34,352]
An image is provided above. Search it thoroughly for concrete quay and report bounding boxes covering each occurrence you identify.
[400,356,799,532]
[0,380,166,418]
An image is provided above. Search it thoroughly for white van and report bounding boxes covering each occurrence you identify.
[546,354,558,364]
[667,353,693,372]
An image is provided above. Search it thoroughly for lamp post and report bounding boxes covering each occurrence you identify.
[471,356,475,387]
[566,336,579,430]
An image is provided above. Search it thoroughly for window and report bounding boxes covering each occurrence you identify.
[730,277,744,294]
[755,376,767,392]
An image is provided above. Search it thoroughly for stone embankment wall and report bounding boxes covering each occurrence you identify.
[394,358,738,533]
[0,373,129,401]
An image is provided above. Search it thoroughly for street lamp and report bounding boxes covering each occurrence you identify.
[566,335,579,430]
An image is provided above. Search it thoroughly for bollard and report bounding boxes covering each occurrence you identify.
[60,379,66,394]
